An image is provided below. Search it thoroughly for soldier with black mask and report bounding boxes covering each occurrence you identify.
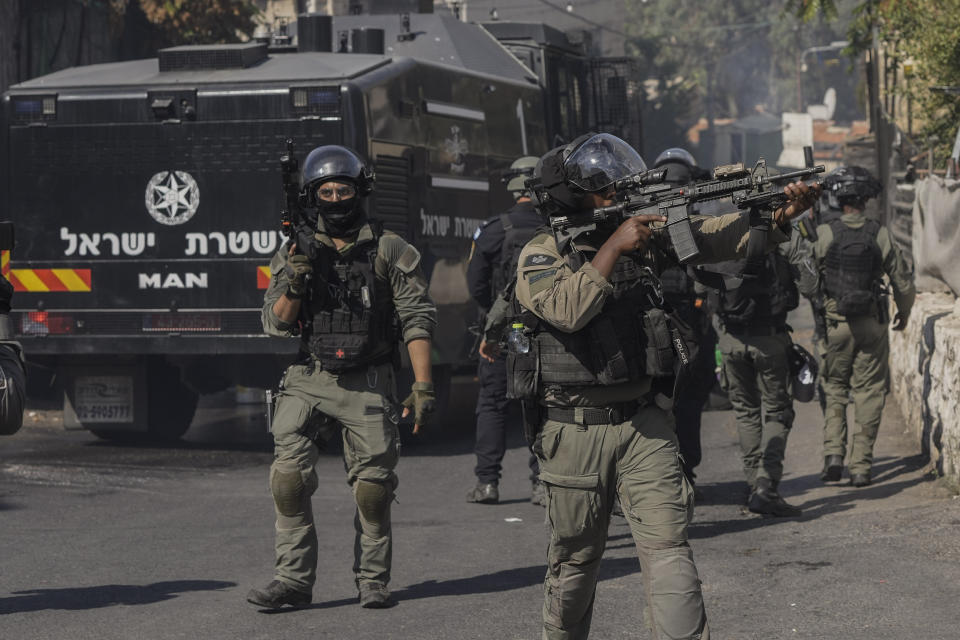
[248,145,437,611]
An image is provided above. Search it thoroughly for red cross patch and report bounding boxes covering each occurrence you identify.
[336,348,345,359]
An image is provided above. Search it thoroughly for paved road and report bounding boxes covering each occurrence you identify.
[2,380,959,639]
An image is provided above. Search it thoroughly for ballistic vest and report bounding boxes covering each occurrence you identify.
[527,245,676,390]
[822,219,882,317]
[714,252,799,329]
[299,223,397,371]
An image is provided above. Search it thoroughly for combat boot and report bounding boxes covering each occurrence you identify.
[748,478,802,517]
[246,580,311,610]
[358,582,395,608]
[850,472,871,487]
[531,480,547,507]
[466,482,499,504]
[820,455,844,482]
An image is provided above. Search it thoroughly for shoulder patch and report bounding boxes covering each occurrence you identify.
[395,244,421,274]
[523,253,556,267]
[528,268,557,284]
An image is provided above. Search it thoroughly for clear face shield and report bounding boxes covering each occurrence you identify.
[563,133,647,194]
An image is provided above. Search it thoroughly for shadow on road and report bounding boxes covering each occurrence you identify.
[305,557,642,610]
[689,454,932,539]
[0,580,235,614]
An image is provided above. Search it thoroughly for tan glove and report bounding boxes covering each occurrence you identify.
[283,254,313,298]
[401,381,436,433]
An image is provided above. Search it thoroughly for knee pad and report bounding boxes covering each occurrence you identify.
[271,462,308,517]
[355,479,391,532]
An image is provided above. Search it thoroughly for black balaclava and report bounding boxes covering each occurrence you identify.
[315,180,365,237]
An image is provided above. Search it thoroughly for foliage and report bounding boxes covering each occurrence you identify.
[795,0,960,164]
[623,0,857,155]
[105,1,260,45]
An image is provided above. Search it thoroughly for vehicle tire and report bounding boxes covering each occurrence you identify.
[146,359,199,441]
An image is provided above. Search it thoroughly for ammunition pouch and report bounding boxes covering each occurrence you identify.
[642,308,677,377]
[506,334,539,400]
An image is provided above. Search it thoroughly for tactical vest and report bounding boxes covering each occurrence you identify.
[508,243,679,399]
[823,219,882,317]
[714,252,799,328]
[492,206,544,297]
[299,223,397,372]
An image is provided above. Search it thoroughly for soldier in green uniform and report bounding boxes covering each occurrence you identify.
[247,145,437,610]
[708,232,818,516]
[513,133,820,640]
[810,166,914,487]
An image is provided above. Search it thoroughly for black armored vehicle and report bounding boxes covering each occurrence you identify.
[0,2,642,439]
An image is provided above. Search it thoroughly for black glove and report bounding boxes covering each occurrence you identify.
[0,274,13,314]
[401,381,436,429]
[283,254,313,299]
[892,311,908,331]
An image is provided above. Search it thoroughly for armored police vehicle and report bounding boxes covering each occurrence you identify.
[0,3,642,439]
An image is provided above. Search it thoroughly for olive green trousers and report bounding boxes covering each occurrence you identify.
[268,361,400,592]
[819,316,888,475]
[536,403,709,640]
[718,330,795,488]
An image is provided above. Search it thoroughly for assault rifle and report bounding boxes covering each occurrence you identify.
[550,158,825,263]
[279,138,301,242]
[279,139,320,262]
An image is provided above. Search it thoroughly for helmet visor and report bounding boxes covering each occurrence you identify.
[563,134,647,193]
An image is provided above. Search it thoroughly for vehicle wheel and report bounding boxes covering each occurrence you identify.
[146,359,199,441]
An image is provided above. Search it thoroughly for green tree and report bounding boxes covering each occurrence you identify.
[623,0,856,158]
[113,1,260,46]
[792,0,960,164]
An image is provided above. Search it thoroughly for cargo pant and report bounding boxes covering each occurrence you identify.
[536,403,709,640]
[269,360,400,592]
[474,355,539,484]
[718,330,795,488]
[819,316,888,475]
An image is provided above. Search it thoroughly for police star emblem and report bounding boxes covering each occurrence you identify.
[145,170,200,225]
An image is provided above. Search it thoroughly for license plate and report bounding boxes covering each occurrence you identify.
[142,312,221,332]
[74,376,134,423]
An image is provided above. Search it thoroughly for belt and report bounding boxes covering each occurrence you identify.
[724,324,787,337]
[544,400,640,426]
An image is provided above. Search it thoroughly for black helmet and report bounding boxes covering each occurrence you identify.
[529,133,646,216]
[822,165,881,210]
[300,145,375,206]
[299,145,375,236]
[788,344,819,403]
[503,156,539,198]
[654,147,710,185]
[654,147,697,169]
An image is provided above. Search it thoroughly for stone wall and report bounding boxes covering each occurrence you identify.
[889,292,960,489]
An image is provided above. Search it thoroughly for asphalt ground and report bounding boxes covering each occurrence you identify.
[2,366,959,639]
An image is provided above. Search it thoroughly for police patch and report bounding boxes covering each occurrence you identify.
[528,268,557,284]
[523,253,554,267]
